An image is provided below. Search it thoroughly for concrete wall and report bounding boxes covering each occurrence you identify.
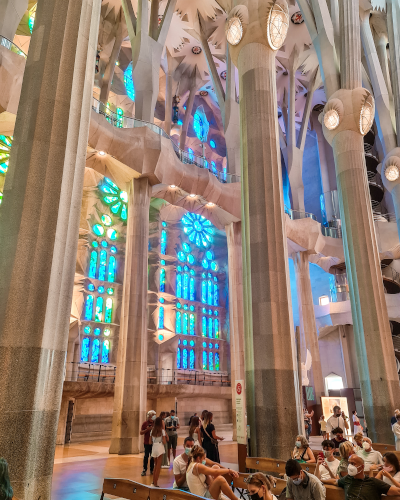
[70,396,114,443]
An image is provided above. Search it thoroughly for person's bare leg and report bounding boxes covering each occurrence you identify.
[209,476,238,500]
[153,457,162,486]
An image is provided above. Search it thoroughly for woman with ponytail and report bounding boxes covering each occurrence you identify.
[246,472,277,500]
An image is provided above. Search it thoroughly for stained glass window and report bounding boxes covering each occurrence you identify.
[177,348,181,369]
[207,280,213,305]
[81,338,90,362]
[183,313,189,335]
[98,177,128,222]
[85,295,94,320]
[181,213,214,249]
[161,229,167,255]
[211,161,218,176]
[188,148,194,162]
[214,319,220,339]
[108,256,116,282]
[203,351,207,370]
[124,62,135,101]
[202,281,207,303]
[176,311,182,333]
[158,306,164,329]
[95,297,104,322]
[208,317,213,338]
[91,338,100,363]
[89,250,98,278]
[99,249,107,280]
[183,348,188,369]
[183,273,189,300]
[189,313,195,335]
[215,352,220,371]
[160,268,166,293]
[189,277,196,301]
[214,283,219,306]
[193,107,209,142]
[190,349,195,369]
[209,351,214,371]
[177,274,182,298]
[0,135,12,175]
[102,340,110,363]
[94,328,101,336]
[105,298,113,323]
[202,316,207,337]
[223,166,227,182]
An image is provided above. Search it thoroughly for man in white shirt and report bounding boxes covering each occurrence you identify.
[315,440,340,482]
[357,437,383,472]
[326,406,345,438]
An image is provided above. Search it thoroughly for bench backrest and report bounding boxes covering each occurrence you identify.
[246,457,316,475]
[373,443,396,454]
[102,478,151,500]
[150,488,205,500]
[223,472,287,496]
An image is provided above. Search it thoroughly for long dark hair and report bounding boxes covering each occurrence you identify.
[384,453,400,473]
[189,416,200,436]
[0,458,13,500]
[152,417,163,438]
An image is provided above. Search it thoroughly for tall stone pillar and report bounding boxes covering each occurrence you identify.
[321,0,400,444]
[179,66,202,150]
[226,222,245,441]
[109,177,151,455]
[0,0,101,497]
[293,252,325,403]
[228,0,301,458]
[0,0,27,41]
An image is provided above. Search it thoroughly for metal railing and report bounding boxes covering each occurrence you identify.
[329,272,349,302]
[367,170,384,189]
[0,35,27,58]
[321,225,342,238]
[382,265,400,287]
[147,368,230,387]
[65,362,116,383]
[92,98,241,184]
[284,206,317,221]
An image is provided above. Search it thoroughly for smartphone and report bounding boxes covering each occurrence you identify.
[318,452,324,460]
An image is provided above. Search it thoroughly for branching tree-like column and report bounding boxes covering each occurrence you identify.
[0,0,101,498]
[320,0,400,444]
[227,0,302,458]
[179,66,204,150]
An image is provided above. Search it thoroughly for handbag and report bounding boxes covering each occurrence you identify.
[203,426,218,447]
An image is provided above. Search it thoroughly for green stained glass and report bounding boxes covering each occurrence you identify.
[202,316,207,337]
[98,178,128,222]
[121,204,127,221]
[98,250,107,280]
[88,250,98,278]
[105,298,113,323]
[108,256,116,282]
[102,340,110,363]
[105,177,119,190]
[92,224,104,236]
[110,201,122,214]
[202,351,207,370]
[120,191,128,202]
[107,228,118,240]
[103,195,119,203]
[107,288,114,295]
[214,318,220,339]
[28,4,36,33]
[215,352,220,371]
[95,297,103,322]
[0,135,12,175]
[189,313,195,335]
[104,328,111,336]
[101,214,112,226]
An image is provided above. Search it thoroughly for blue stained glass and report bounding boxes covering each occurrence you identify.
[190,269,195,276]
[184,304,188,310]
[124,62,135,101]
[215,318,220,339]
[178,251,186,261]
[181,212,214,249]
[176,311,182,333]
[214,284,219,306]
[110,246,117,254]
[202,281,207,303]
[94,328,101,336]
[214,276,218,282]
[88,284,95,292]
[206,250,214,260]
[81,338,90,362]
[211,161,218,175]
[162,221,168,227]
[189,313,195,335]
[84,326,91,334]
[188,148,194,162]
[190,340,195,346]
[223,167,227,182]
[184,265,189,271]
[209,342,213,348]
[190,305,195,311]
[209,351,214,370]
[183,243,191,252]
[210,140,216,148]
[85,295,94,320]
[193,108,209,142]
[202,351,207,370]
[95,297,103,322]
[108,256,116,282]
[183,274,189,300]
[158,306,164,329]
[177,274,182,298]
[177,302,182,309]
[208,317,213,338]
[190,277,195,301]
[98,286,105,293]
[183,349,188,369]
[98,250,107,280]
[207,280,213,305]
[177,348,181,369]
[160,268,166,293]
[183,313,189,335]
[91,338,100,363]
[161,230,167,255]
[215,352,220,371]
[183,340,188,346]
[102,340,110,363]
[214,310,219,316]
[190,349,195,369]
[202,259,209,269]
[105,298,113,323]
[89,251,98,278]
[202,342,207,348]
[215,343,219,349]
[202,316,207,337]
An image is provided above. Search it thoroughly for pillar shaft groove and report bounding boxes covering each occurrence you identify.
[340,0,362,89]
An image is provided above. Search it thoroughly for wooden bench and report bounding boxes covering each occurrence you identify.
[150,487,205,500]
[246,457,317,475]
[100,478,150,500]
[373,443,396,454]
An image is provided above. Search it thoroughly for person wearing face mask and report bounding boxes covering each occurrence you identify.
[357,438,383,472]
[326,406,345,439]
[353,432,364,452]
[291,435,316,463]
[392,414,400,451]
[375,453,400,487]
[331,427,349,455]
[186,445,239,500]
[285,459,326,500]
[324,455,400,500]
[315,440,340,482]
[337,441,354,478]
[246,472,277,500]
[165,409,180,463]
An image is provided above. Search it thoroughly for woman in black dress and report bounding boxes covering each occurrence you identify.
[201,411,224,463]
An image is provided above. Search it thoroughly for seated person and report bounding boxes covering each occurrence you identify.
[337,441,354,478]
[375,452,400,487]
[186,445,239,500]
[356,437,383,473]
[353,432,364,452]
[0,458,13,500]
[291,435,316,463]
[285,459,326,500]
[331,427,348,455]
[246,472,277,500]
[315,440,340,482]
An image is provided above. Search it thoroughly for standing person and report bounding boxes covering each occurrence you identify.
[337,441,354,478]
[352,411,363,436]
[0,458,13,500]
[189,413,198,426]
[375,453,400,487]
[159,411,169,469]
[392,414,400,451]
[291,435,316,463]
[140,411,155,476]
[391,410,400,426]
[189,416,201,446]
[150,417,166,487]
[246,472,278,500]
[304,409,314,439]
[165,409,180,463]
[285,459,326,500]
[326,406,345,438]
[200,409,208,427]
[357,437,383,472]
[319,416,328,440]
[315,440,340,482]
[202,412,223,463]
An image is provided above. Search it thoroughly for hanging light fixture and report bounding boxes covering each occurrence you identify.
[266,0,289,51]
[226,16,243,46]
[324,110,340,131]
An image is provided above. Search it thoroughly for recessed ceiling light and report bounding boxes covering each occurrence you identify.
[170,185,176,188]
[98,151,106,156]
[207,202,215,207]
[189,194,196,198]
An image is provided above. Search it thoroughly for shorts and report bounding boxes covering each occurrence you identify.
[151,442,165,458]
[168,434,178,449]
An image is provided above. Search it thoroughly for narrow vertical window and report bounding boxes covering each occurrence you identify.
[207,280,213,305]
[98,249,107,280]
[183,348,188,369]
[189,277,196,301]
[183,313,189,335]
[95,296,104,322]
[158,306,164,329]
[91,338,100,363]
[183,273,189,300]
[160,229,167,255]
[81,338,90,362]
[215,352,220,371]
[209,351,214,371]
[201,281,207,303]
[189,313,195,335]
[85,295,94,320]
[202,351,207,370]
[202,316,207,337]
[177,348,181,369]
[190,349,195,369]
[108,256,116,282]
[177,274,182,298]
[208,317,213,338]
[176,311,182,333]
[160,268,166,293]
[88,250,98,278]
[102,340,110,363]
[214,318,220,339]
[213,283,219,306]
[105,298,113,323]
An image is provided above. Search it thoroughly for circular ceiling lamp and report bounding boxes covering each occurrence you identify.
[360,96,374,135]
[385,164,400,182]
[226,16,243,46]
[324,109,340,130]
[192,46,202,55]
[291,11,304,24]
[266,1,289,50]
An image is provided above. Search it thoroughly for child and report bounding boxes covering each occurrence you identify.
[319,415,328,439]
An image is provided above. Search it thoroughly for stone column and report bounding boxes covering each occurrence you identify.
[321,0,400,444]
[0,0,100,497]
[0,0,27,41]
[387,0,400,147]
[293,252,325,403]
[109,177,151,455]
[226,222,245,441]
[228,0,301,459]
[179,66,202,150]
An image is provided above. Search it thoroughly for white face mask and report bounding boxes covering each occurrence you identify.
[362,442,371,450]
[324,450,333,458]
[295,441,302,448]
[348,464,360,476]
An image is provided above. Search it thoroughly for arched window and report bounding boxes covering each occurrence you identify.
[85,295,94,320]
[105,298,113,323]
[176,311,182,333]
[91,338,100,363]
[190,277,196,301]
[176,274,182,298]
[108,256,116,282]
[202,316,207,337]
[183,273,189,300]
[183,313,189,335]
[208,317,213,338]
[102,340,110,363]
[214,284,219,306]
[202,351,207,370]
[189,314,195,335]
[214,319,220,339]
[98,249,107,280]
[202,281,207,303]
[190,349,195,369]
[158,306,164,329]
[207,280,213,305]
[208,351,214,371]
[177,348,181,369]
[161,230,167,255]
[95,297,103,322]
[81,338,90,362]
[88,250,98,278]
[215,353,220,371]
[160,268,166,293]
[183,348,188,369]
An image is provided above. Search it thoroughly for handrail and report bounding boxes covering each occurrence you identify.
[0,35,27,59]
[382,266,400,287]
[321,225,342,238]
[148,368,230,386]
[92,97,241,184]
[284,206,317,221]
